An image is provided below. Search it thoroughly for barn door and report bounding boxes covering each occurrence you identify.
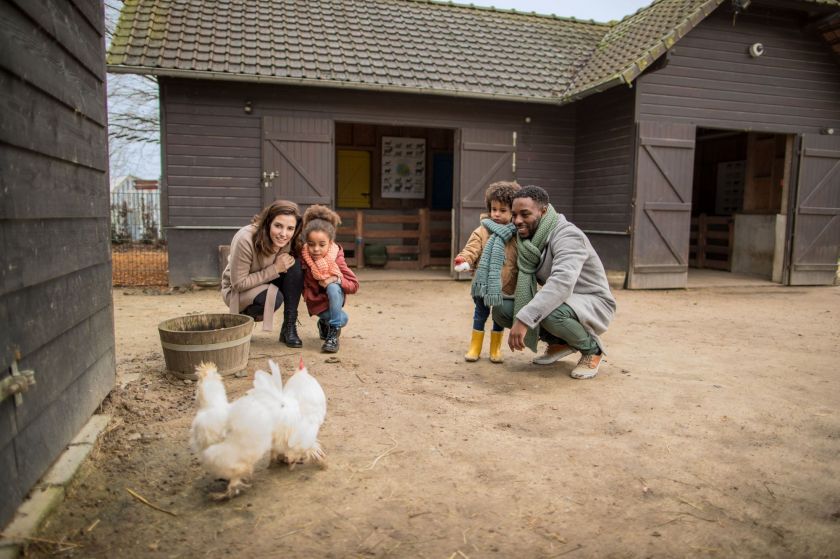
[628,121,696,289]
[454,128,516,268]
[262,115,334,206]
[787,134,840,285]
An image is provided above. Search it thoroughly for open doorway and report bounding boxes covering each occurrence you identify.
[333,122,454,269]
[691,128,793,282]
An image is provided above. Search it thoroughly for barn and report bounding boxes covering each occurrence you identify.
[107,0,840,288]
[1,0,114,527]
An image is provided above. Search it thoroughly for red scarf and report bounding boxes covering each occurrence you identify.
[301,243,342,281]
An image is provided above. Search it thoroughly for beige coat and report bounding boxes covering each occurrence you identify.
[457,220,518,297]
[221,224,293,313]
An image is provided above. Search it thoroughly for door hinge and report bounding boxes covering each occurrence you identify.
[262,170,277,188]
[2,356,36,407]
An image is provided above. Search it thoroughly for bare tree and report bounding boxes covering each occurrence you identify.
[106,0,161,180]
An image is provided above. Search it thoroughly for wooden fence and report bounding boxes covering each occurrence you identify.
[337,209,451,269]
[689,214,733,271]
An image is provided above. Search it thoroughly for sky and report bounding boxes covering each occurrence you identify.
[114,0,652,181]
[463,0,651,21]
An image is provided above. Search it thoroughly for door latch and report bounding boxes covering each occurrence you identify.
[262,170,277,188]
[2,356,36,407]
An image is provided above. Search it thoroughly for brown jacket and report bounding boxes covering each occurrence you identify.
[221,224,294,313]
[457,219,518,297]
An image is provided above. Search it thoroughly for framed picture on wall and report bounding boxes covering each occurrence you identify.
[381,136,425,199]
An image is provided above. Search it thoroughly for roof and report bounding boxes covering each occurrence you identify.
[107,0,607,104]
[107,0,840,105]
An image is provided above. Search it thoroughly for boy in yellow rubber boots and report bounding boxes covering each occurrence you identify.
[454,181,520,363]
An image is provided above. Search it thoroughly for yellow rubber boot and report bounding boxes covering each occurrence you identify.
[489,330,504,364]
[464,330,484,362]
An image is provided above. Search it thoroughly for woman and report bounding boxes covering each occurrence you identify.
[221,200,304,347]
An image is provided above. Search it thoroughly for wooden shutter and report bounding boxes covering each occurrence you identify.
[628,121,696,289]
[788,134,840,285]
[262,115,334,206]
[454,128,516,262]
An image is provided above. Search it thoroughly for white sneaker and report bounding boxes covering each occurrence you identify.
[570,353,603,379]
[532,343,576,365]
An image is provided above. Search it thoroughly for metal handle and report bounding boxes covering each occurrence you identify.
[262,170,277,188]
[2,358,36,407]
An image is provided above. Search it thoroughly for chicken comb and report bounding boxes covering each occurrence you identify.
[299,356,305,371]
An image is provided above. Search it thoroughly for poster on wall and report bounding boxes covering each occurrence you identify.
[381,136,425,199]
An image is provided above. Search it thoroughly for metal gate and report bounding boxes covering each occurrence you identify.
[788,133,840,285]
[628,121,696,289]
[261,115,334,206]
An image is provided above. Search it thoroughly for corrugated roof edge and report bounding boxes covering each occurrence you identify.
[561,0,724,103]
[107,65,566,105]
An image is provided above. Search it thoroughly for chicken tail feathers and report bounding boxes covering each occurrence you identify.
[195,361,217,379]
[268,359,283,391]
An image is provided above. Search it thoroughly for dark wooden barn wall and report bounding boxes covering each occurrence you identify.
[160,79,575,283]
[574,86,636,231]
[0,0,114,526]
[571,86,636,271]
[637,7,840,133]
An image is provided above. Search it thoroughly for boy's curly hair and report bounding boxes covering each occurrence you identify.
[485,181,521,212]
[302,205,342,242]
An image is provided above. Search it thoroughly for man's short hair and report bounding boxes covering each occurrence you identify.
[513,185,549,208]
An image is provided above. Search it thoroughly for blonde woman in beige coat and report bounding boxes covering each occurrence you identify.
[221,200,304,347]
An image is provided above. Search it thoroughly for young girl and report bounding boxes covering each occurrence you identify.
[300,205,359,353]
[453,181,520,363]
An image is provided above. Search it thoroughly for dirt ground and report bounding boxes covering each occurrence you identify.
[26,275,840,558]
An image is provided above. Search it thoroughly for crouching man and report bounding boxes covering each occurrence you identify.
[492,185,616,379]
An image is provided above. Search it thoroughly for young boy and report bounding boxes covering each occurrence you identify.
[453,181,521,363]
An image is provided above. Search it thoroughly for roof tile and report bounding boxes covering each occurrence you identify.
[108,0,839,103]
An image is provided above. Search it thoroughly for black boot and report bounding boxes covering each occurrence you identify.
[316,318,329,340]
[321,326,340,353]
[280,310,303,348]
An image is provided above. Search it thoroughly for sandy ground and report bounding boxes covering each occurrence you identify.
[26,275,840,558]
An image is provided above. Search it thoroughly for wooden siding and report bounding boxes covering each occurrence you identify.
[518,113,576,213]
[0,0,113,526]
[637,8,840,133]
[573,86,636,232]
[161,79,576,282]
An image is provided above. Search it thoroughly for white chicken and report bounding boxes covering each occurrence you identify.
[281,357,327,468]
[248,363,301,465]
[191,362,274,500]
[189,362,229,454]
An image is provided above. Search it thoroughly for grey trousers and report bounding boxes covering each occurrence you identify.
[492,299,599,355]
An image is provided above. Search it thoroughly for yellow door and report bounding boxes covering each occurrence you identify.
[337,150,371,208]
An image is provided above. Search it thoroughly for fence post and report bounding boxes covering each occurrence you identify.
[419,208,430,268]
[356,210,365,269]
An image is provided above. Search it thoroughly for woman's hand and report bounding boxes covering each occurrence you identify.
[274,253,295,273]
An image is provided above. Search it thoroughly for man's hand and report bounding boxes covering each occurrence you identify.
[508,319,528,351]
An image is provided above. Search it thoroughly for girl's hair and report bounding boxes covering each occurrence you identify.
[485,181,521,212]
[252,200,302,256]
[302,205,342,242]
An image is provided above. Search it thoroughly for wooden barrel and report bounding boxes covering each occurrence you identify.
[158,313,253,379]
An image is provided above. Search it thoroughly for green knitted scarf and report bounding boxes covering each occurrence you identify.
[471,219,515,307]
[513,204,559,352]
